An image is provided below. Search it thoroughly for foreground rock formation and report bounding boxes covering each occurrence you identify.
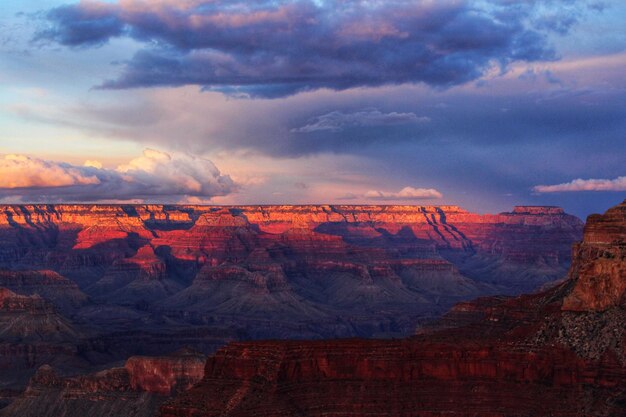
[160,200,626,417]
[563,201,626,311]
[0,349,206,417]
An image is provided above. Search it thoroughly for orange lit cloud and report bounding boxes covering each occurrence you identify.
[0,154,100,188]
[0,149,236,202]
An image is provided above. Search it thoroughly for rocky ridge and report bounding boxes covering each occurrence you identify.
[0,349,206,417]
[563,201,625,311]
[0,204,585,411]
[0,204,583,334]
[160,200,626,417]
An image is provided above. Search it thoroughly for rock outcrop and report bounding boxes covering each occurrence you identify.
[160,339,625,417]
[160,200,625,417]
[0,350,206,417]
[0,288,79,343]
[125,349,207,396]
[0,270,88,314]
[0,286,85,396]
[563,201,626,311]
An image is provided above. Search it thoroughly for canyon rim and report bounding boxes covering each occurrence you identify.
[1,0,625,415]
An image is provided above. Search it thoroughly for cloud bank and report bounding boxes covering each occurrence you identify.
[35,0,599,97]
[0,154,100,188]
[533,176,626,193]
[0,149,236,202]
[291,109,427,133]
[364,186,443,200]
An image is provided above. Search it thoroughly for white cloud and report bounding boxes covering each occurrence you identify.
[364,186,443,200]
[533,176,626,192]
[0,149,237,202]
[291,109,429,133]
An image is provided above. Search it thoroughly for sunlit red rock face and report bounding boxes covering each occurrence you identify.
[0,205,584,401]
[563,201,626,311]
[160,200,626,417]
[0,204,584,408]
[0,205,581,268]
[0,349,206,417]
[0,204,582,340]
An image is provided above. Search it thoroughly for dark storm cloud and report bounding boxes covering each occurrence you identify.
[36,2,124,47]
[274,87,626,157]
[35,0,598,97]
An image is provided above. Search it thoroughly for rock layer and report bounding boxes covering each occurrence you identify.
[0,286,85,394]
[563,201,626,311]
[160,200,626,417]
[0,204,583,339]
[0,270,88,314]
[0,350,206,417]
[126,349,207,396]
[0,204,586,412]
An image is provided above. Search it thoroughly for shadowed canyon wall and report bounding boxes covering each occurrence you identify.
[0,204,586,414]
[159,200,625,417]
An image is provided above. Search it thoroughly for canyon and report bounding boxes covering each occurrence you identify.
[160,199,626,417]
[0,204,582,339]
[0,203,587,413]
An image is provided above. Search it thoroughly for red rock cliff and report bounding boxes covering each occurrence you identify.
[0,350,206,417]
[159,200,626,417]
[0,204,583,340]
[126,349,207,395]
[563,200,626,311]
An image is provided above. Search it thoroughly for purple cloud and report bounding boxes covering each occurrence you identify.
[35,2,124,47]
[291,109,428,133]
[34,0,599,97]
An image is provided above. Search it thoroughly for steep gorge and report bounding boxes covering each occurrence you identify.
[160,200,625,417]
[0,204,585,411]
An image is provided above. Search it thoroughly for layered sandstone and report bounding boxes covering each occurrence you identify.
[0,270,88,313]
[0,288,79,343]
[0,204,582,256]
[0,204,583,336]
[126,349,207,395]
[563,200,626,311]
[0,350,206,417]
[160,340,625,417]
[0,204,585,402]
[0,286,85,396]
[160,201,625,417]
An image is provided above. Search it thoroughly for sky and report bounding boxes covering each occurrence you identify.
[0,0,624,218]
